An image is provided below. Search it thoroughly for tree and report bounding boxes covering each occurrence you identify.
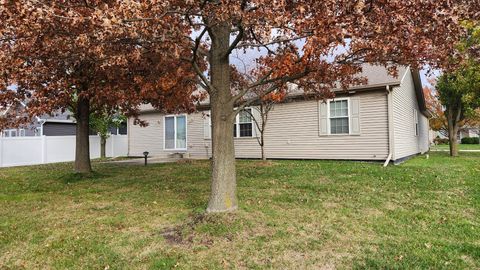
[120,1,477,212]
[251,97,275,161]
[2,1,478,212]
[435,23,480,156]
[0,1,199,173]
[424,85,480,139]
[437,68,480,156]
[90,111,126,159]
[248,87,292,161]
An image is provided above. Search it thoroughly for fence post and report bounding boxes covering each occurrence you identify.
[0,137,3,167]
[41,135,47,164]
[111,135,115,157]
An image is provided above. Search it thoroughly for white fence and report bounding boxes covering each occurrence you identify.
[0,135,128,168]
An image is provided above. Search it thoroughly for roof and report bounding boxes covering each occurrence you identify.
[138,64,428,116]
[38,111,75,123]
[285,64,408,97]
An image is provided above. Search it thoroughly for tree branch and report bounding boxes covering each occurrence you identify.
[225,23,244,57]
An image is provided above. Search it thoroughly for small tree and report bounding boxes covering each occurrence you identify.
[437,69,480,156]
[90,111,126,158]
[424,85,480,140]
[436,23,480,156]
[248,87,295,161]
[251,99,274,161]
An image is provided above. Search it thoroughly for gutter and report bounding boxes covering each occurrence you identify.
[384,85,395,167]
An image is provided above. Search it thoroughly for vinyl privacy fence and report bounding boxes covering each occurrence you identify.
[0,135,128,168]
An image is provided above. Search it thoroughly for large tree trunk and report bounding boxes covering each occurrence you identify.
[100,136,106,159]
[74,95,92,173]
[206,23,238,213]
[446,104,462,157]
[447,119,459,157]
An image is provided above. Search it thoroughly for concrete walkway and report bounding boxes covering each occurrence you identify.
[106,157,180,165]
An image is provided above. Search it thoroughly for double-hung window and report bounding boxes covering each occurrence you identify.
[329,99,349,134]
[234,108,253,138]
[164,115,187,150]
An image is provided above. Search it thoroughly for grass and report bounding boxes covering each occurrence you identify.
[1,152,479,269]
[432,144,480,151]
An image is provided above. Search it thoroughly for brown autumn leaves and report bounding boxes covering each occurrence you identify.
[0,0,478,129]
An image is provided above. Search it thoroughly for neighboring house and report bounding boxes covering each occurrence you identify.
[1,105,127,137]
[459,127,479,140]
[1,103,77,137]
[432,127,479,142]
[128,65,431,164]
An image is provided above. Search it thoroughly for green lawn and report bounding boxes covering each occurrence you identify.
[432,144,480,151]
[1,153,479,269]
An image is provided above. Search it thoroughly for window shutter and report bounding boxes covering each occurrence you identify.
[318,101,328,136]
[252,107,261,137]
[350,97,361,135]
[203,112,211,139]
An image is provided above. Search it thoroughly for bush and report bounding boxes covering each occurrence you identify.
[461,137,480,144]
[434,137,450,145]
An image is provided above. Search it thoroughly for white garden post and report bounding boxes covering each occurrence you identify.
[41,135,47,164]
[111,135,115,157]
[0,137,3,167]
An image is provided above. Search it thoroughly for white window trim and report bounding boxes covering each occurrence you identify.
[327,97,351,135]
[234,108,254,138]
[163,114,188,151]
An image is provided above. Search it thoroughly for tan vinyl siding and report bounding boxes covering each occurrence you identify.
[260,91,388,160]
[392,69,429,160]
[129,90,389,160]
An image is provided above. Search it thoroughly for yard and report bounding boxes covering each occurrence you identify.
[431,144,480,151]
[1,153,479,269]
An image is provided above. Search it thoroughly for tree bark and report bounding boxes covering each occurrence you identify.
[447,119,459,157]
[260,130,266,161]
[74,95,92,173]
[206,23,238,213]
[100,136,106,158]
[446,103,461,157]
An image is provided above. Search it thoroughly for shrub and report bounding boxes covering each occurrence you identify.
[461,137,480,144]
[434,137,450,145]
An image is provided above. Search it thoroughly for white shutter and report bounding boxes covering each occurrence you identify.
[203,111,211,139]
[318,101,328,136]
[252,107,261,137]
[350,97,361,135]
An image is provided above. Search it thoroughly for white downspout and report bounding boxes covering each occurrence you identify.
[39,119,46,136]
[384,85,395,167]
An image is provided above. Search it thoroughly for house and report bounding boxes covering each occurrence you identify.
[127,65,431,164]
[1,105,127,137]
[459,127,479,140]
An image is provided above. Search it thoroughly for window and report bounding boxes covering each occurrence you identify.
[234,109,253,138]
[2,129,18,137]
[414,109,419,136]
[329,99,349,134]
[19,129,25,137]
[164,115,187,150]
